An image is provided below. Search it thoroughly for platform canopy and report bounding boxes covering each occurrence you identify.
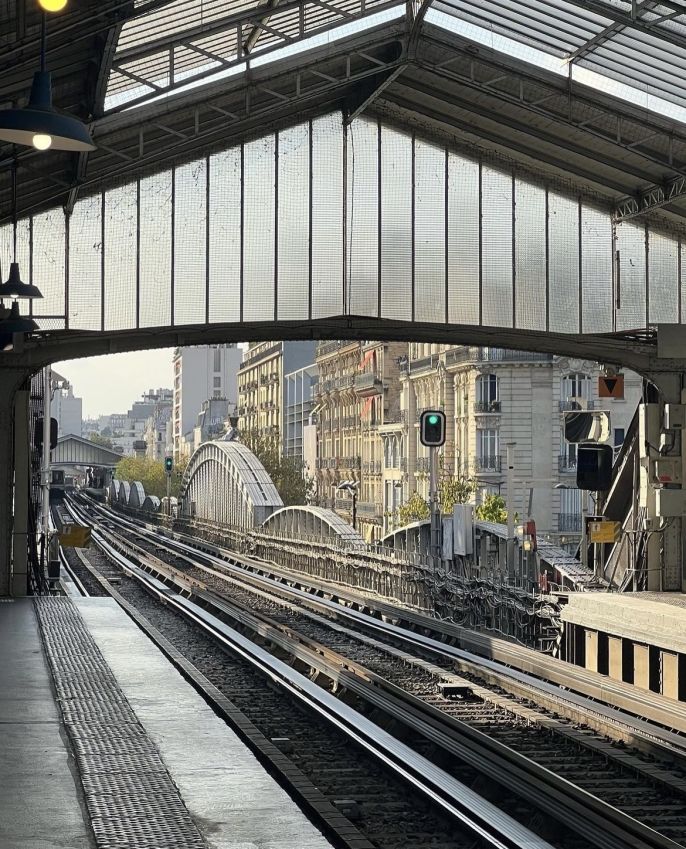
[52,434,123,468]
[3,0,686,228]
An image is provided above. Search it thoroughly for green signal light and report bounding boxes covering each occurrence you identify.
[428,414,439,425]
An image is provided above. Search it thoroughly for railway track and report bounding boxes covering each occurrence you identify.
[62,495,686,849]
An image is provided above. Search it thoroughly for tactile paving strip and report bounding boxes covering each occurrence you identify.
[35,597,207,849]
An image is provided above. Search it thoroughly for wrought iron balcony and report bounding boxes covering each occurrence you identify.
[354,372,383,396]
[473,455,502,473]
[558,513,582,532]
[416,457,430,473]
[559,398,594,411]
[474,401,501,413]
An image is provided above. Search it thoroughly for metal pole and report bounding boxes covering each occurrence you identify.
[352,490,357,531]
[581,488,589,570]
[166,470,171,516]
[429,445,441,565]
[41,365,52,565]
[506,442,515,583]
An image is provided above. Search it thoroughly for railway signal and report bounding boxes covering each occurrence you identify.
[420,410,446,447]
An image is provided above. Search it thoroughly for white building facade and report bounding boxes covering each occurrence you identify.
[173,344,242,460]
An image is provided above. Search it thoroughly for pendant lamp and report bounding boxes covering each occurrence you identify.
[0,300,39,334]
[0,158,43,301]
[0,12,95,152]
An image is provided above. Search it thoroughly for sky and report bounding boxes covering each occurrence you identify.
[53,349,175,419]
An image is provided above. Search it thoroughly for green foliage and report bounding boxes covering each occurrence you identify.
[396,491,430,525]
[241,432,309,506]
[440,475,476,514]
[475,494,509,524]
[88,431,113,449]
[115,455,189,500]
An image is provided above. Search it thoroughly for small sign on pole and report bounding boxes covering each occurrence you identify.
[588,520,620,544]
[598,374,624,399]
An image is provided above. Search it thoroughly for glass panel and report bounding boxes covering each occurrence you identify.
[311,113,343,319]
[139,171,172,328]
[649,231,679,324]
[380,126,412,322]
[514,180,546,330]
[414,139,445,324]
[174,159,207,325]
[581,205,612,333]
[277,123,309,321]
[104,184,137,331]
[32,210,65,319]
[615,222,646,331]
[68,194,102,330]
[347,117,378,316]
[481,166,513,327]
[244,135,275,322]
[548,193,579,334]
[208,148,241,324]
[447,153,479,325]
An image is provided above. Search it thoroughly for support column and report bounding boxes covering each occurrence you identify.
[608,636,623,682]
[584,629,598,673]
[11,388,30,596]
[0,366,34,597]
[406,379,417,493]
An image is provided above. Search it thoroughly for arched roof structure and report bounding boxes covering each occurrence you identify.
[180,441,283,529]
[117,481,131,506]
[128,482,146,509]
[262,506,365,546]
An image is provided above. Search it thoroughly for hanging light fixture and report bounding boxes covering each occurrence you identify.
[0,12,95,152]
[0,300,39,334]
[0,157,43,300]
[38,0,68,11]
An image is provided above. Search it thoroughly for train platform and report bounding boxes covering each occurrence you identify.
[0,596,334,849]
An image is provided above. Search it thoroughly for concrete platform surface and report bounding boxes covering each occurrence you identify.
[75,597,333,849]
[561,591,686,654]
[0,599,93,849]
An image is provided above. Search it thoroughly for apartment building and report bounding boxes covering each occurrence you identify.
[314,340,406,541]
[390,344,642,543]
[237,341,316,453]
[173,344,242,460]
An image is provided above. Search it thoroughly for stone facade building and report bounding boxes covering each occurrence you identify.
[314,340,406,541]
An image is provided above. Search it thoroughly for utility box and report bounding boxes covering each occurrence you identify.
[453,504,473,556]
[653,457,683,485]
[664,404,686,430]
[656,489,686,518]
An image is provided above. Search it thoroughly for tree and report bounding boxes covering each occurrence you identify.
[88,431,113,449]
[476,494,509,524]
[115,456,167,499]
[439,475,476,514]
[395,491,430,526]
[241,432,309,506]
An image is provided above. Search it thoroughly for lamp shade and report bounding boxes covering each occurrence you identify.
[0,263,43,299]
[0,300,39,333]
[0,71,95,152]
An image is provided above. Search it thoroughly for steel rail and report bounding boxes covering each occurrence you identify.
[73,498,686,748]
[66,503,552,849]
[67,498,686,849]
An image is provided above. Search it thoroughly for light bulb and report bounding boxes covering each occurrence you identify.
[32,133,52,150]
[38,0,68,11]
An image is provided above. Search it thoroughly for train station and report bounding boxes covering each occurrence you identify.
[2,1,686,847]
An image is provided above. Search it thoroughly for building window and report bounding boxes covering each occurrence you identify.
[562,372,589,401]
[477,428,499,470]
[213,376,221,389]
[213,347,221,372]
[476,374,499,411]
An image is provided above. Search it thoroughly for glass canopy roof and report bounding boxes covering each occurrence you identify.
[106,0,686,122]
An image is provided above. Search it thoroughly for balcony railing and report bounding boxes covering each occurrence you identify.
[362,460,382,474]
[445,347,553,367]
[239,343,281,369]
[416,457,430,473]
[357,501,381,517]
[559,398,595,411]
[354,372,383,395]
[474,401,501,413]
[558,513,582,532]
[473,455,502,473]
[558,454,577,473]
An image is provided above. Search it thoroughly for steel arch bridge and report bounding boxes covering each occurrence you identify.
[261,506,365,546]
[181,441,283,528]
